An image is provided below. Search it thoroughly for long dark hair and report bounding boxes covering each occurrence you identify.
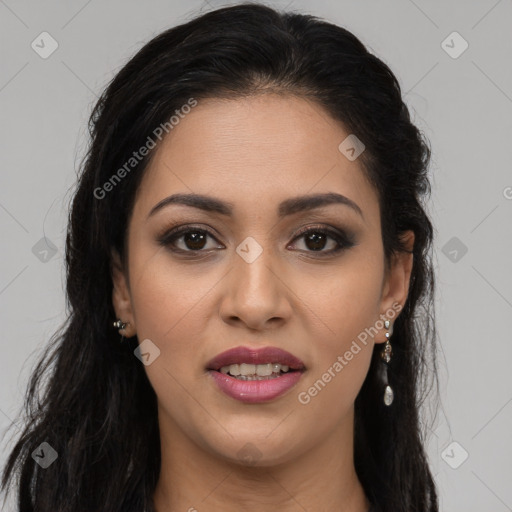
[1,3,439,511]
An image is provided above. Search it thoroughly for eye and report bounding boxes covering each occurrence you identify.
[157,224,356,256]
[157,225,223,253]
[288,225,356,256]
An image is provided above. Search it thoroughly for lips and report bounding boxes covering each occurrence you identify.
[206,346,306,372]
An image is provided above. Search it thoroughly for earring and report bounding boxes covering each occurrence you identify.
[113,319,130,342]
[380,319,394,406]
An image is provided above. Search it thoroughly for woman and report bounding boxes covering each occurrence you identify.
[1,3,439,511]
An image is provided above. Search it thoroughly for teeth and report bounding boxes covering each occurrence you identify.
[240,363,256,376]
[218,363,292,376]
[256,363,273,376]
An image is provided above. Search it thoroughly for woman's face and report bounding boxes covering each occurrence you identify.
[112,94,413,466]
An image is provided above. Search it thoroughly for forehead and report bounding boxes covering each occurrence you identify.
[133,94,379,225]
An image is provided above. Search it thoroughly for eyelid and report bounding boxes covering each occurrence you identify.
[154,226,215,256]
[289,224,357,252]
[156,223,221,245]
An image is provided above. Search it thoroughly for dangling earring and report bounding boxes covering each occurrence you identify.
[380,319,394,406]
[113,319,129,343]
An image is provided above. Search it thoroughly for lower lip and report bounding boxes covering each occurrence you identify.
[207,370,304,403]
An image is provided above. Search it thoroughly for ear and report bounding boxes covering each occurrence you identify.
[377,230,415,343]
[111,249,136,337]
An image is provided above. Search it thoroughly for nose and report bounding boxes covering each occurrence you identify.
[218,244,292,331]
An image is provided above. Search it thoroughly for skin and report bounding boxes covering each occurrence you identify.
[111,93,414,512]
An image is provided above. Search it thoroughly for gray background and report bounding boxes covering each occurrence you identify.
[1,0,511,510]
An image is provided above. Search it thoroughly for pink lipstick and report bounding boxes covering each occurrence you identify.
[206,346,306,404]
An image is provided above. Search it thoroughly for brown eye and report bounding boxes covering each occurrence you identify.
[157,224,356,257]
[289,226,356,256]
[178,231,208,250]
[158,226,222,252]
[300,231,333,251]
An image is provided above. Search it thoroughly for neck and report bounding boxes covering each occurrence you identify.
[153,406,371,512]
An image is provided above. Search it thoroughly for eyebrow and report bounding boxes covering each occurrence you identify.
[147,192,364,220]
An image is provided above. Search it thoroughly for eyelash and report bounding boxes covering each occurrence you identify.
[157,223,356,258]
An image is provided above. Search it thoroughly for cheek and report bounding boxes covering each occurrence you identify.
[127,258,214,414]
[301,250,384,343]
[127,247,221,369]
[128,232,383,404]
[295,281,378,418]
[296,349,370,427]
[292,254,383,408]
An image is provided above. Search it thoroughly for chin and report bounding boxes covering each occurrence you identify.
[207,434,302,468]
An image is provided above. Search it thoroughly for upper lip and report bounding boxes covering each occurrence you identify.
[206,346,306,371]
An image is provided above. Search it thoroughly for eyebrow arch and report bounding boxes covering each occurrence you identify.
[147,192,364,220]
